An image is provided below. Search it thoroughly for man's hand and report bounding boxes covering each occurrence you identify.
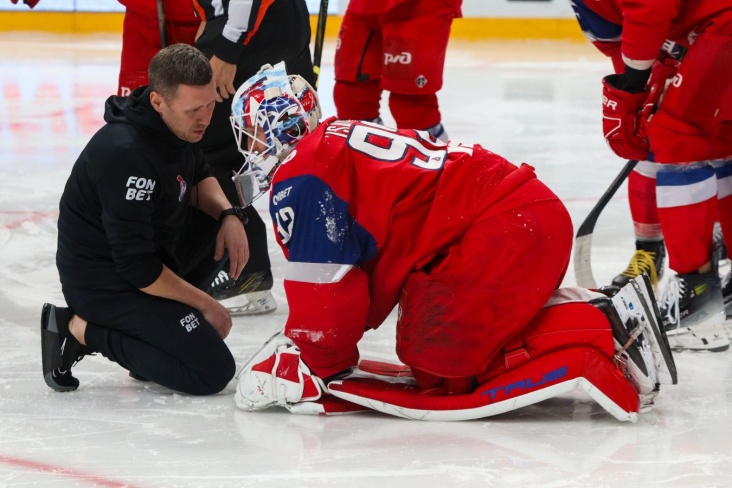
[210,56,237,102]
[216,214,249,280]
[602,75,650,161]
[201,300,233,339]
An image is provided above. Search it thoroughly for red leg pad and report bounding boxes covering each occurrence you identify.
[328,347,639,421]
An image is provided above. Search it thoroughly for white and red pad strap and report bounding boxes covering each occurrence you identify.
[235,335,326,411]
[328,347,640,422]
[286,360,416,415]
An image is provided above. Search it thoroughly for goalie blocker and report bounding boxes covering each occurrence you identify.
[235,276,677,421]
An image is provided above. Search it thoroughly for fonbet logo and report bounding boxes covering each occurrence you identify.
[179,312,200,332]
[125,176,156,201]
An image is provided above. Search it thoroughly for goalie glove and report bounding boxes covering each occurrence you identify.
[235,334,326,411]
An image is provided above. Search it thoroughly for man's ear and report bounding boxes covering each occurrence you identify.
[150,91,164,114]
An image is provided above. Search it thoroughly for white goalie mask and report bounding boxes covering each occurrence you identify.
[229,61,321,207]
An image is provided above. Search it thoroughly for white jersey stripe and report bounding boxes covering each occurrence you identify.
[656,175,716,208]
[285,262,353,284]
[717,172,732,200]
[633,160,659,179]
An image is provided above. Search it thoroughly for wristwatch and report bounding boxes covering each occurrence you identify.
[218,206,248,224]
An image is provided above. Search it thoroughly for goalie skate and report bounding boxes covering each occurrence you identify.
[598,275,677,410]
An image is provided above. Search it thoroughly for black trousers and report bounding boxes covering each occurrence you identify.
[193,0,315,277]
[62,212,235,396]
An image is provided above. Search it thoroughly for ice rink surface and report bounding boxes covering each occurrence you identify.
[1,33,732,488]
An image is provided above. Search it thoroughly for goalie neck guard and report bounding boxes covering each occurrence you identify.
[229,61,321,207]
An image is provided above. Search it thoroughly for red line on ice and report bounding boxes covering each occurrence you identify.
[0,210,58,230]
[0,454,142,488]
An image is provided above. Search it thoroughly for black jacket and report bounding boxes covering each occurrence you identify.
[57,86,211,290]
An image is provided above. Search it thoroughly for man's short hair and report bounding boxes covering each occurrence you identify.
[148,44,213,100]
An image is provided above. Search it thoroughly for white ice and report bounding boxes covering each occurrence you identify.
[1,33,732,488]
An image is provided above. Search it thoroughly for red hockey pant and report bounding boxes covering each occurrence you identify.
[396,177,575,390]
[333,0,457,129]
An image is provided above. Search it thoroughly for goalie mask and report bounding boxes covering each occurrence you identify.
[230,61,321,207]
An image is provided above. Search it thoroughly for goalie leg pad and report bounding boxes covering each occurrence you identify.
[235,335,326,412]
[328,347,640,422]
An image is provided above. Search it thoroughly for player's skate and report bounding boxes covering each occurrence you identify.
[721,270,732,336]
[41,303,89,392]
[207,269,277,315]
[659,271,729,351]
[595,275,678,410]
[713,221,728,272]
[611,239,665,290]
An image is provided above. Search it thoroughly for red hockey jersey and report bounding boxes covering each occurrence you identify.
[269,119,539,376]
[346,0,461,16]
[581,0,732,67]
[118,0,197,21]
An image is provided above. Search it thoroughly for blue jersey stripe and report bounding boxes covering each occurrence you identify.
[269,174,378,266]
[569,0,622,42]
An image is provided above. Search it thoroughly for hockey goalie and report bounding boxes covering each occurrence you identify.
[229,62,678,421]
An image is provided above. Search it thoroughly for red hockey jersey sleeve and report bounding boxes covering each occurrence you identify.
[619,0,680,69]
[269,156,378,378]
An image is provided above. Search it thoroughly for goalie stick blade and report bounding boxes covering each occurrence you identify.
[573,159,639,289]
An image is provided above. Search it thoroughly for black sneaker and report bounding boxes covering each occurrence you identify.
[659,272,729,351]
[612,239,665,289]
[41,303,87,392]
[128,371,149,382]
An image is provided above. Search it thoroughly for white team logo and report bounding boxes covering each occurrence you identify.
[671,73,683,88]
[125,176,156,201]
[384,52,412,65]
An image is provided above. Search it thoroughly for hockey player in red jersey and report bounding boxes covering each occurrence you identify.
[227,63,676,421]
[117,0,201,97]
[584,0,732,351]
[333,0,462,142]
[570,0,679,291]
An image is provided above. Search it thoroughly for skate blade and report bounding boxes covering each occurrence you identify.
[222,291,277,316]
[666,322,730,352]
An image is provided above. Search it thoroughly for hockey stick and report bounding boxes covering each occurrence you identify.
[574,42,688,288]
[156,0,167,48]
[312,0,329,90]
[574,159,639,288]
